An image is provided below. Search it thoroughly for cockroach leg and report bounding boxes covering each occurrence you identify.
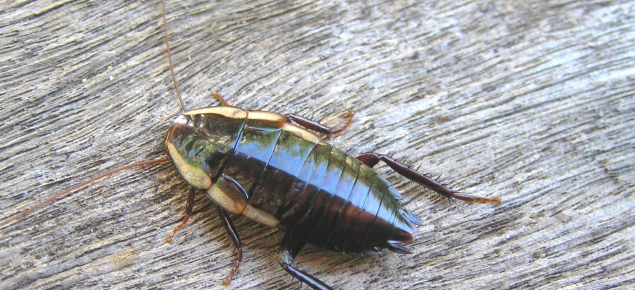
[285,109,354,136]
[217,205,243,285]
[356,153,502,204]
[166,188,196,243]
[212,91,231,106]
[278,234,333,290]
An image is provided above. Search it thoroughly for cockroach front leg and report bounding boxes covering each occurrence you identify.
[278,234,333,290]
[167,188,244,284]
[166,188,196,243]
[356,153,501,204]
[286,110,354,136]
[217,205,243,285]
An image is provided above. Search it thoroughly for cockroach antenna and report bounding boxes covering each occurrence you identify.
[161,0,186,112]
[1,0,187,230]
[0,158,170,228]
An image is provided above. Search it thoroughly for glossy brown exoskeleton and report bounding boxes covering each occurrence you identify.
[163,104,501,290]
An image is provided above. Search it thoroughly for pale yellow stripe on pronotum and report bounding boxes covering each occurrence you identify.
[185,106,248,119]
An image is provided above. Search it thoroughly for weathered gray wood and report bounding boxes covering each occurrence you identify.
[1,0,634,289]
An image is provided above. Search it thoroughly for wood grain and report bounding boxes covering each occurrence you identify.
[1,0,634,289]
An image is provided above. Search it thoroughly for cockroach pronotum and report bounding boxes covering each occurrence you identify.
[1,1,502,289]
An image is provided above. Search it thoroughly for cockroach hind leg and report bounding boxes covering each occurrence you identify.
[278,233,334,290]
[356,153,501,204]
[166,188,196,244]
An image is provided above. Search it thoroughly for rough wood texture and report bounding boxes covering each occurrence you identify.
[1,0,634,289]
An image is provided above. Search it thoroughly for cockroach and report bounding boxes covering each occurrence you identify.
[1,1,502,289]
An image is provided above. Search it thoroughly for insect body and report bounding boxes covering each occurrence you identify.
[164,105,501,290]
[167,107,417,254]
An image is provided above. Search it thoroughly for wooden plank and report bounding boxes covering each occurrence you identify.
[1,0,634,289]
